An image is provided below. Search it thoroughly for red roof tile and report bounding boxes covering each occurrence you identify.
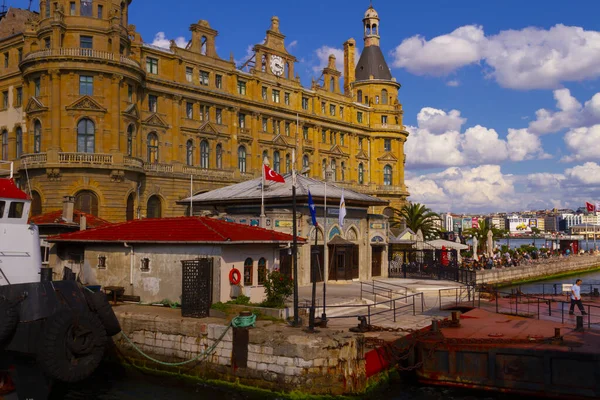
[30,210,110,229]
[0,178,29,200]
[48,216,305,244]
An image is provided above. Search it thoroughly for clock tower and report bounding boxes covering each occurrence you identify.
[252,16,296,79]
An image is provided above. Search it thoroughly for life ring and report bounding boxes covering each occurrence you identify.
[229,268,241,285]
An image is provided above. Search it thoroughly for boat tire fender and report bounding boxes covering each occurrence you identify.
[85,291,121,336]
[0,297,18,346]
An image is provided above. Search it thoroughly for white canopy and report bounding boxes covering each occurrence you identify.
[426,239,468,251]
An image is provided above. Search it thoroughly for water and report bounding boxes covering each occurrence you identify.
[494,238,598,252]
[508,268,600,294]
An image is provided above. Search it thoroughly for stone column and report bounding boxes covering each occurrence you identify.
[111,74,123,153]
[49,69,61,150]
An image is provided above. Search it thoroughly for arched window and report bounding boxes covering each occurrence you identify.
[147,132,158,163]
[75,190,99,216]
[238,146,246,173]
[146,195,161,219]
[244,257,253,285]
[80,0,93,17]
[126,124,134,156]
[215,144,222,169]
[302,154,309,171]
[330,77,335,92]
[358,163,364,184]
[357,90,363,103]
[381,89,388,104]
[0,130,7,160]
[77,118,95,153]
[258,257,267,285]
[285,153,291,173]
[200,140,209,169]
[262,150,269,165]
[322,158,326,178]
[383,164,392,186]
[331,159,337,181]
[201,35,207,55]
[273,151,280,173]
[186,139,194,166]
[31,191,42,216]
[15,127,22,158]
[33,120,42,153]
[341,161,345,181]
[126,193,135,221]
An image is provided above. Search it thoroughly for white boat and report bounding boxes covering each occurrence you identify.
[0,162,120,399]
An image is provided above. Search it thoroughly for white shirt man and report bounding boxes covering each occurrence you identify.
[570,279,587,315]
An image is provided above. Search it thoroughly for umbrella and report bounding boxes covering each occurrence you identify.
[472,236,479,261]
[455,235,463,263]
[487,230,494,257]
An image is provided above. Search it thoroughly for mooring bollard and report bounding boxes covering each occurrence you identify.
[554,327,561,339]
[431,319,439,333]
[575,316,584,332]
[450,311,461,327]
[232,310,252,369]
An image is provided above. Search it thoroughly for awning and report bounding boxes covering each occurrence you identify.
[426,239,468,250]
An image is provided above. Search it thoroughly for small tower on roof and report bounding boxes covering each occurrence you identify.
[363,4,380,48]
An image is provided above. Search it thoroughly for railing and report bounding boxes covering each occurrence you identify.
[143,162,173,173]
[22,48,140,68]
[20,153,47,165]
[59,152,113,164]
[512,283,600,300]
[181,165,235,180]
[123,156,144,169]
[371,123,404,130]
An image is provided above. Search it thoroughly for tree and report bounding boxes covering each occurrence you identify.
[389,203,441,240]
[531,227,541,248]
[463,219,505,254]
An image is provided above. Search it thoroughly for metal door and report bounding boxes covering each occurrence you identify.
[181,258,213,318]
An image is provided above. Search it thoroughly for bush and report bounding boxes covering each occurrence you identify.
[261,270,293,308]
[231,294,251,305]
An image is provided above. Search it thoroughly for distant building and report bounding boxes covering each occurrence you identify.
[440,213,453,232]
[544,216,559,233]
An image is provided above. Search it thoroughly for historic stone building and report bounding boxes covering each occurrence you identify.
[0,1,408,222]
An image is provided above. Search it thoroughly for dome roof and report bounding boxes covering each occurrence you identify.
[364,5,379,19]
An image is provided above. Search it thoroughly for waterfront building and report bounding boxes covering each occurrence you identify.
[561,213,583,231]
[544,215,559,233]
[440,212,453,232]
[486,215,506,231]
[0,2,408,222]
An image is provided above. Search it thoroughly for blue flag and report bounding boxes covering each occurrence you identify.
[308,190,318,227]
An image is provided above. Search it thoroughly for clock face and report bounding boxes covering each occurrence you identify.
[270,55,284,76]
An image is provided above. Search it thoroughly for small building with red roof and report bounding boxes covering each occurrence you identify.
[47,216,305,304]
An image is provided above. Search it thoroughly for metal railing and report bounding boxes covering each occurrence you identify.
[512,283,600,300]
[23,48,140,68]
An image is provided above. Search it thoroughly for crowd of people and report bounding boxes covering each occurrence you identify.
[464,247,600,271]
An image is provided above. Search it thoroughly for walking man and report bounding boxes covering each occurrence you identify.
[570,279,587,315]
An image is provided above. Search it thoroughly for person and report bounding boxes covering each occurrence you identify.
[570,279,587,315]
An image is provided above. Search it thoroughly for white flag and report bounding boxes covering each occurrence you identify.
[339,190,346,228]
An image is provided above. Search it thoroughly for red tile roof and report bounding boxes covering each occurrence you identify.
[0,178,29,200]
[48,216,305,244]
[30,210,110,229]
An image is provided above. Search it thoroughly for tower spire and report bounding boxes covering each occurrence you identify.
[363,3,380,47]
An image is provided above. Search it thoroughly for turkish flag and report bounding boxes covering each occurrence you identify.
[264,164,285,183]
[586,202,596,212]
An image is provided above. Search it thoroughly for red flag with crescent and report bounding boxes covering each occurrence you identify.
[264,164,285,183]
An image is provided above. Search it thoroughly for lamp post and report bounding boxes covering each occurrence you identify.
[322,165,333,325]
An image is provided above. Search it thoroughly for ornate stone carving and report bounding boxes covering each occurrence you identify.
[48,69,61,79]
[46,168,61,181]
[66,96,107,113]
[110,170,125,183]
[172,94,183,102]
[143,113,169,128]
[111,74,124,83]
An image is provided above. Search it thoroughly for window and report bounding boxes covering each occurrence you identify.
[330,104,336,116]
[140,258,150,271]
[147,133,158,163]
[357,111,363,123]
[79,75,93,96]
[273,151,280,173]
[302,97,308,110]
[215,74,222,89]
[238,113,246,129]
[285,153,291,173]
[8,202,24,219]
[357,90,363,103]
[200,140,209,168]
[200,105,209,121]
[321,102,326,113]
[17,48,22,63]
[97,255,106,269]
[146,57,158,74]
[237,80,246,95]
[75,190,99,216]
[262,150,268,164]
[199,70,209,86]
[216,144,222,169]
[340,107,344,118]
[80,35,93,49]
[384,138,391,151]
[341,161,345,181]
[284,92,290,105]
[34,78,41,97]
[45,0,50,17]
[375,95,379,104]
[33,120,42,153]
[0,201,5,218]
[358,137,363,149]
[262,86,267,100]
[3,52,8,68]
[381,115,388,125]
[15,87,22,107]
[126,193,134,220]
[244,258,253,286]
[330,77,335,92]
[340,133,345,146]
[303,126,309,140]
[383,165,392,186]
[127,84,133,102]
[148,95,157,112]
[365,96,369,105]
[127,124,134,156]
[302,154,309,170]
[272,89,280,103]
[1,131,7,160]
[358,163,364,184]
[97,4,103,18]
[186,102,193,119]
[321,129,326,143]
[185,67,193,82]
[2,91,7,109]
[70,2,76,15]
[15,127,22,158]
[77,118,95,153]
[322,158,326,178]
[186,139,193,166]
[44,37,51,49]
[31,191,42,216]
[285,122,290,136]
[382,89,388,104]
[257,258,267,285]
[216,108,222,124]
[262,117,268,132]
[147,195,162,219]
[80,0,93,17]
[238,146,247,173]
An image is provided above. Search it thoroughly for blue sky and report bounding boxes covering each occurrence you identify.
[10,0,600,213]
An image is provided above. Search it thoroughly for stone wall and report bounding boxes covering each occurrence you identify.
[114,307,367,395]
[476,254,600,285]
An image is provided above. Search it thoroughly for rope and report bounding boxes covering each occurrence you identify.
[118,314,256,367]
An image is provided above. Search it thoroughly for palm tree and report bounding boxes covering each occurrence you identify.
[463,219,505,254]
[389,203,441,240]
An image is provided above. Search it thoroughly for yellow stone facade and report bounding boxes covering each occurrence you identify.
[0,1,409,222]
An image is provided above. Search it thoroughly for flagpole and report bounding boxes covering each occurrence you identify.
[260,158,266,228]
[190,175,193,216]
[322,171,328,325]
[292,146,299,327]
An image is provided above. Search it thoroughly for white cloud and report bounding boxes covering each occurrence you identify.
[506,129,551,161]
[151,32,188,49]
[416,108,466,134]
[562,125,600,162]
[313,46,344,73]
[565,162,600,185]
[391,24,600,90]
[287,40,298,51]
[446,80,460,87]
[529,89,600,135]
